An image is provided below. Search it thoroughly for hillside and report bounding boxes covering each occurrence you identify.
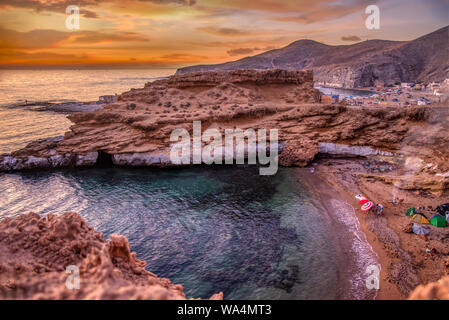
[177,26,449,88]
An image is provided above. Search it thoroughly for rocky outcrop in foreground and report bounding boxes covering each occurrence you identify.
[408,276,449,300]
[0,210,446,300]
[0,212,222,300]
[1,69,448,193]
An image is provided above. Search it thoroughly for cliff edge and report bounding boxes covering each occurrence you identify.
[1,69,448,193]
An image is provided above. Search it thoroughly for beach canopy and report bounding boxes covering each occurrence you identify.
[411,214,430,225]
[430,214,447,227]
[359,199,369,205]
[412,223,430,235]
[356,194,367,201]
[405,207,416,217]
[361,201,374,211]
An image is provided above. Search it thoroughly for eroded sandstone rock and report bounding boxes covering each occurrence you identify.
[408,276,449,300]
[0,212,222,300]
[1,70,448,192]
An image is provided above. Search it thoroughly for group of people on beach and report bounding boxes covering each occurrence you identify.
[356,194,383,216]
[373,203,384,216]
[363,203,384,216]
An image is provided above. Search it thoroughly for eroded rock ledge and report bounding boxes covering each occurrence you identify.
[1,69,448,192]
[0,212,223,300]
[408,276,449,300]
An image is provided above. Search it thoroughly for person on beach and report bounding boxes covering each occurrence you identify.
[376,203,384,216]
[392,197,404,205]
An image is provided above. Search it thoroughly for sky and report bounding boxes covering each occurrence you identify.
[0,0,447,68]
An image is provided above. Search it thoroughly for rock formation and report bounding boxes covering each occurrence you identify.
[0,69,448,193]
[0,211,223,300]
[408,276,449,300]
[177,26,449,88]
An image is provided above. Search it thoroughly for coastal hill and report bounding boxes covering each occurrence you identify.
[176,25,449,88]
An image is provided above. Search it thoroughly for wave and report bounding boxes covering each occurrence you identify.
[330,199,380,300]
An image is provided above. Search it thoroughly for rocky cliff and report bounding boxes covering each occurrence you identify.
[408,276,449,300]
[1,69,448,193]
[0,211,223,299]
[177,25,449,88]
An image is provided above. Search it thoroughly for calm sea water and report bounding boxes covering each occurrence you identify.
[0,166,343,299]
[0,68,176,105]
[0,69,175,154]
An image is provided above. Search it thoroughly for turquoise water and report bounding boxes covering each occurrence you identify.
[0,166,342,299]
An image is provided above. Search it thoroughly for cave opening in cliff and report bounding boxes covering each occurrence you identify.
[96,151,114,167]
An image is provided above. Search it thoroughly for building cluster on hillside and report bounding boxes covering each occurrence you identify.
[320,78,448,107]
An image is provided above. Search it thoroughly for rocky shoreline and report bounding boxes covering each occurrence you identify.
[1,69,449,299]
[0,211,223,299]
[1,70,448,193]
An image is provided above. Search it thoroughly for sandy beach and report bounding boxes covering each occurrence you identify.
[308,157,449,299]
[300,169,379,300]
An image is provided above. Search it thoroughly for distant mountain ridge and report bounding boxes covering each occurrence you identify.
[177,25,449,88]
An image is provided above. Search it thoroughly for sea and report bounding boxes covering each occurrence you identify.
[0,68,379,299]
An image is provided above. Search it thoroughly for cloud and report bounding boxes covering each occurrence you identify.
[0,28,68,49]
[159,53,208,61]
[227,47,255,56]
[0,27,150,50]
[72,31,150,44]
[0,0,103,18]
[0,49,88,65]
[341,35,361,41]
[271,0,380,24]
[140,0,197,5]
[82,9,99,19]
[0,0,196,15]
[196,27,253,37]
[226,45,277,56]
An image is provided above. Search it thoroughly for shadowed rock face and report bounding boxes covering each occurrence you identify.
[0,211,223,300]
[177,26,449,88]
[408,276,449,300]
[1,69,448,192]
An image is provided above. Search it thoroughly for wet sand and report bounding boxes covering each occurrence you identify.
[300,169,379,300]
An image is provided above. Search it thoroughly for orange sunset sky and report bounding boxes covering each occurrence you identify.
[0,0,447,68]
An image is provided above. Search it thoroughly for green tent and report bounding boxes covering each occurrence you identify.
[406,207,416,217]
[430,214,447,227]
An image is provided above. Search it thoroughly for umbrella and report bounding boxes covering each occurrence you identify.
[361,201,374,211]
[412,223,429,235]
[356,194,367,201]
[359,199,369,205]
